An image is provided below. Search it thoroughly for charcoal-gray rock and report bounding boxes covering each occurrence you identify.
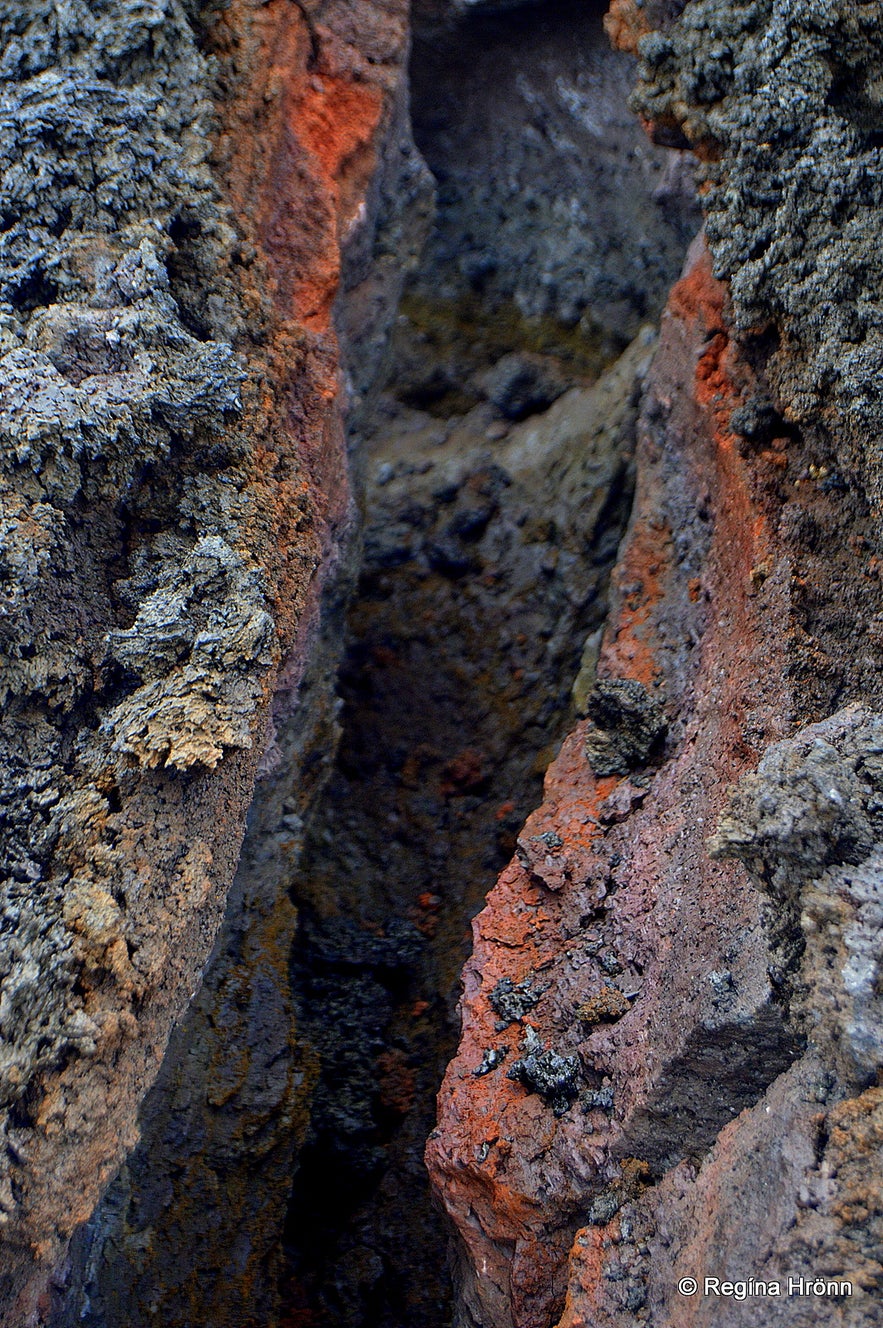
[507,1025,581,1116]
[584,679,668,776]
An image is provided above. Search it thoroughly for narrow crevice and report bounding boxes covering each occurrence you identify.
[278,4,700,1325]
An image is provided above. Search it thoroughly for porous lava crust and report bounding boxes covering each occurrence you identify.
[428,3,883,1324]
[0,0,419,1321]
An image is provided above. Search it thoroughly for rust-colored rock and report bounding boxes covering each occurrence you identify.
[428,1,883,1322]
[428,221,883,1326]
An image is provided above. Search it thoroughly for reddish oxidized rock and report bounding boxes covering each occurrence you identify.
[426,230,871,1326]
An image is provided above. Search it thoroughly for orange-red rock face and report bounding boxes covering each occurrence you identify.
[427,225,883,1326]
[217,0,399,336]
[211,0,414,585]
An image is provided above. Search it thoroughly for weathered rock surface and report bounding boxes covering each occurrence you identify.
[612,0,883,511]
[398,0,700,414]
[274,6,701,1322]
[428,204,883,1324]
[281,328,656,1327]
[0,0,424,1322]
[5,0,883,1324]
[428,0,883,1309]
[425,6,883,1322]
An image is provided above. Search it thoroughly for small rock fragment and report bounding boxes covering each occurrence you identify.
[507,1025,580,1116]
[598,952,623,976]
[473,1046,509,1077]
[587,1188,623,1226]
[583,679,667,777]
[489,975,545,1028]
[532,830,563,850]
[598,780,648,824]
[577,986,631,1026]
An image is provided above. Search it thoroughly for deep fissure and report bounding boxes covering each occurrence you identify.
[279,4,699,1325]
[5,3,883,1326]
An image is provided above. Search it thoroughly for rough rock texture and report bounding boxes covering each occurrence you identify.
[281,330,655,1328]
[6,0,882,1324]
[0,0,423,1322]
[428,215,883,1324]
[55,5,433,1328]
[428,0,883,1309]
[612,0,883,510]
[274,5,702,1321]
[397,0,700,408]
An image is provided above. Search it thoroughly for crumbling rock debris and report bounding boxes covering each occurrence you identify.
[585,1157,650,1225]
[597,778,649,824]
[478,351,570,422]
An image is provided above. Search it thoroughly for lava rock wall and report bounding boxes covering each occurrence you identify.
[0,0,424,1322]
[429,2,883,1326]
[4,0,883,1324]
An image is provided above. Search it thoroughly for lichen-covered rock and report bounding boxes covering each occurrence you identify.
[0,0,424,1321]
[612,0,883,509]
[507,1026,582,1117]
[711,706,883,1082]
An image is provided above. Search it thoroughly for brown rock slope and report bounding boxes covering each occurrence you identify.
[0,1,422,1322]
[428,2,883,1324]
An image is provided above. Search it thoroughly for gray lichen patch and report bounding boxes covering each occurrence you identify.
[581,1080,615,1115]
[0,713,89,1105]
